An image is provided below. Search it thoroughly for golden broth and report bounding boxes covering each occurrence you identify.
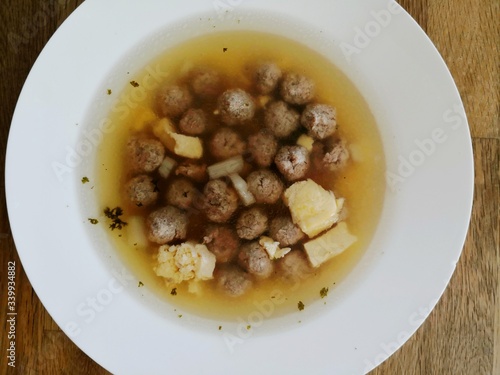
[96,31,385,321]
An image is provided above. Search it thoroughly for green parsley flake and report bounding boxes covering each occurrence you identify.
[138,281,144,287]
[88,218,98,225]
[107,89,112,95]
[298,301,305,311]
[218,326,222,331]
[320,287,329,298]
[130,81,139,87]
[81,177,90,184]
[246,325,251,330]
[170,288,177,296]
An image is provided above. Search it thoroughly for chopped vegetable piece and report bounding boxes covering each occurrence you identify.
[158,156,177,179]
[284,179,342,237]
[296,134,314,152]
[304,222,357,267]
[169,132,203,159]
[207,156,244,179]
[259,236,291,259]
[228,173,256,206]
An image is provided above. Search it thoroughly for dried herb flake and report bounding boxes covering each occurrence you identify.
[320,287,329,298]
[138,281,144,287]
[298,301,305,311]
[88,218,98,225]
[170,288,177,296]
[81,177,90,184]
[130,81,139,87]
[104,206,128,230]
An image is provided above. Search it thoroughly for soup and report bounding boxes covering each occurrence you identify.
[95,31,385,321]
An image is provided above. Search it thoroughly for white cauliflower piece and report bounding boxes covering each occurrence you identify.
[154,241,216,285]
[259,236,291,259]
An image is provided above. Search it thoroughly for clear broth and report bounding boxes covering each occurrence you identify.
[96,31,385,321]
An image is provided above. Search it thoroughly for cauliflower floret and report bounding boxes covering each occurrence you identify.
[259,236,291,259]
[154,241,216,285]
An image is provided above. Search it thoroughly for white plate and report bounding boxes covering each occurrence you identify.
[5,1,473,374]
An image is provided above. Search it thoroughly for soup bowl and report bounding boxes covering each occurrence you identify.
[5,0,473,374]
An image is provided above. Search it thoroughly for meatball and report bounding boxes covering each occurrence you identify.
[247,130,278,167]
[255,62,282,94]
[215,266,253,297]
[236,207,269,240]
[190,67,222,98]
[166,178,198,210]
[238,241,274,279]
[179,108,208,136]
[203,225,240,263]
[124,175,158,207]
[264,101,300,138]
[202,179,239,223]
[301,103,337,140]
[127,138,165,173]
[175,161,208,183]
[269,215,305,247]
[275,145,310,181]
[156,84,193,118]
[146,206,188,244]
[277,250,312,282]
[217,88,255,126]
[323,140,350,170]
[280,73,315,105]
[246,170,284,204]
[209,128,246,160]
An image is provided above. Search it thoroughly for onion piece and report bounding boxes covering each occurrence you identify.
[207,155,244,179]
[158,156,177,179]
[228,173,256,206]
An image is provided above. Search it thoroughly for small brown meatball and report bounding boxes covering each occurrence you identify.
[236,207,269,240]
[255,62,282,94]
[179,108,208,135]
[190,67,222,98]
[238,241,274,279]
[175,162,208,183]
[146,206,188,244]
[215,266,253,297]
[277,250,312,282]
[203,226,240,263]
[166,178,198,210]
[246,170,284,204]
[209,128,246,160]
[269,215,305,247]
[217,89,256,126]
[264,101,300,138]
[301,103,337,140]
[323,140,350,170]
[124,175,158,207]
[280,73,315,105]
[202,179,239,223]
[247,130,278,167]
[275,145,310,181]
[127,138,165,173]
[156,85,193,118]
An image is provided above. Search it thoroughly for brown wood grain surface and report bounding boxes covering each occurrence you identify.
[0,1,498,374]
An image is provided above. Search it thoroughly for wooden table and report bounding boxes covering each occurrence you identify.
[0,1,498,374]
